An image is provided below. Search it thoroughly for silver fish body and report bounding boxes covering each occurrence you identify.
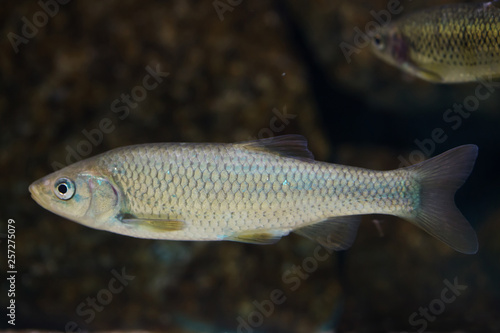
[29,135,479,253]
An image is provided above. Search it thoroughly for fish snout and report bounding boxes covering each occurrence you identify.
[29,178,51,208]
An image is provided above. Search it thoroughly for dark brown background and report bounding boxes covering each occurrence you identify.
[1,0,499,332]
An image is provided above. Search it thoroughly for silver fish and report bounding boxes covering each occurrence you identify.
[29,135,478,253]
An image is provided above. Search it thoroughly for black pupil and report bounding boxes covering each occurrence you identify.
[58,183,68,194]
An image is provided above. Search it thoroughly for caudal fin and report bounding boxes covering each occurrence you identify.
[404,145,479,254]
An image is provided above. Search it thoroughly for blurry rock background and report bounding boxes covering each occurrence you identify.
[1,0,499,332]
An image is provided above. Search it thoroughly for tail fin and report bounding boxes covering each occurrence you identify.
[404,145,479,254]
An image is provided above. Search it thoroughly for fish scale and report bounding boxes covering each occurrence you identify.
[371,2,500,82]
[408,6,500,64]
[96,142,416,240]
[29,135,479,253]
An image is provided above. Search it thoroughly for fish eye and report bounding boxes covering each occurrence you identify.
[372,33,385,51]
[54,177,75,200]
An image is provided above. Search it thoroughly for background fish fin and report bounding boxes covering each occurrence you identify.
[118,213,185,231]
[402,145,478,254]
[414,66,443,83]
[224,230,286,245]
[294,216,362,250]
[239,134,314,161]
[479,1,500,11]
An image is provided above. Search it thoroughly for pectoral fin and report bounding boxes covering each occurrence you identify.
[117,213,185,231]
[294,216,361,250]
[224,230,288,245]
[406,63,444,83]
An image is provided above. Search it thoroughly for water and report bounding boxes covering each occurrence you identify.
[1,0,499,332]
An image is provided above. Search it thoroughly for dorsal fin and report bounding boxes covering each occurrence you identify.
[239,135,314,161]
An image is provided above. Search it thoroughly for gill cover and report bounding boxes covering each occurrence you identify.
[83,175,120,223]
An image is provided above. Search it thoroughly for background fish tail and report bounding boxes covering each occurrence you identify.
[404,145,479,254]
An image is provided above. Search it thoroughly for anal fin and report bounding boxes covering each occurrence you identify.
[294,216,362,250]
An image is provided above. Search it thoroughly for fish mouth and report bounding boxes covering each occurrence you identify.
[28,182,36,195]
[29,179,50,209]
[29,182,43,206]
